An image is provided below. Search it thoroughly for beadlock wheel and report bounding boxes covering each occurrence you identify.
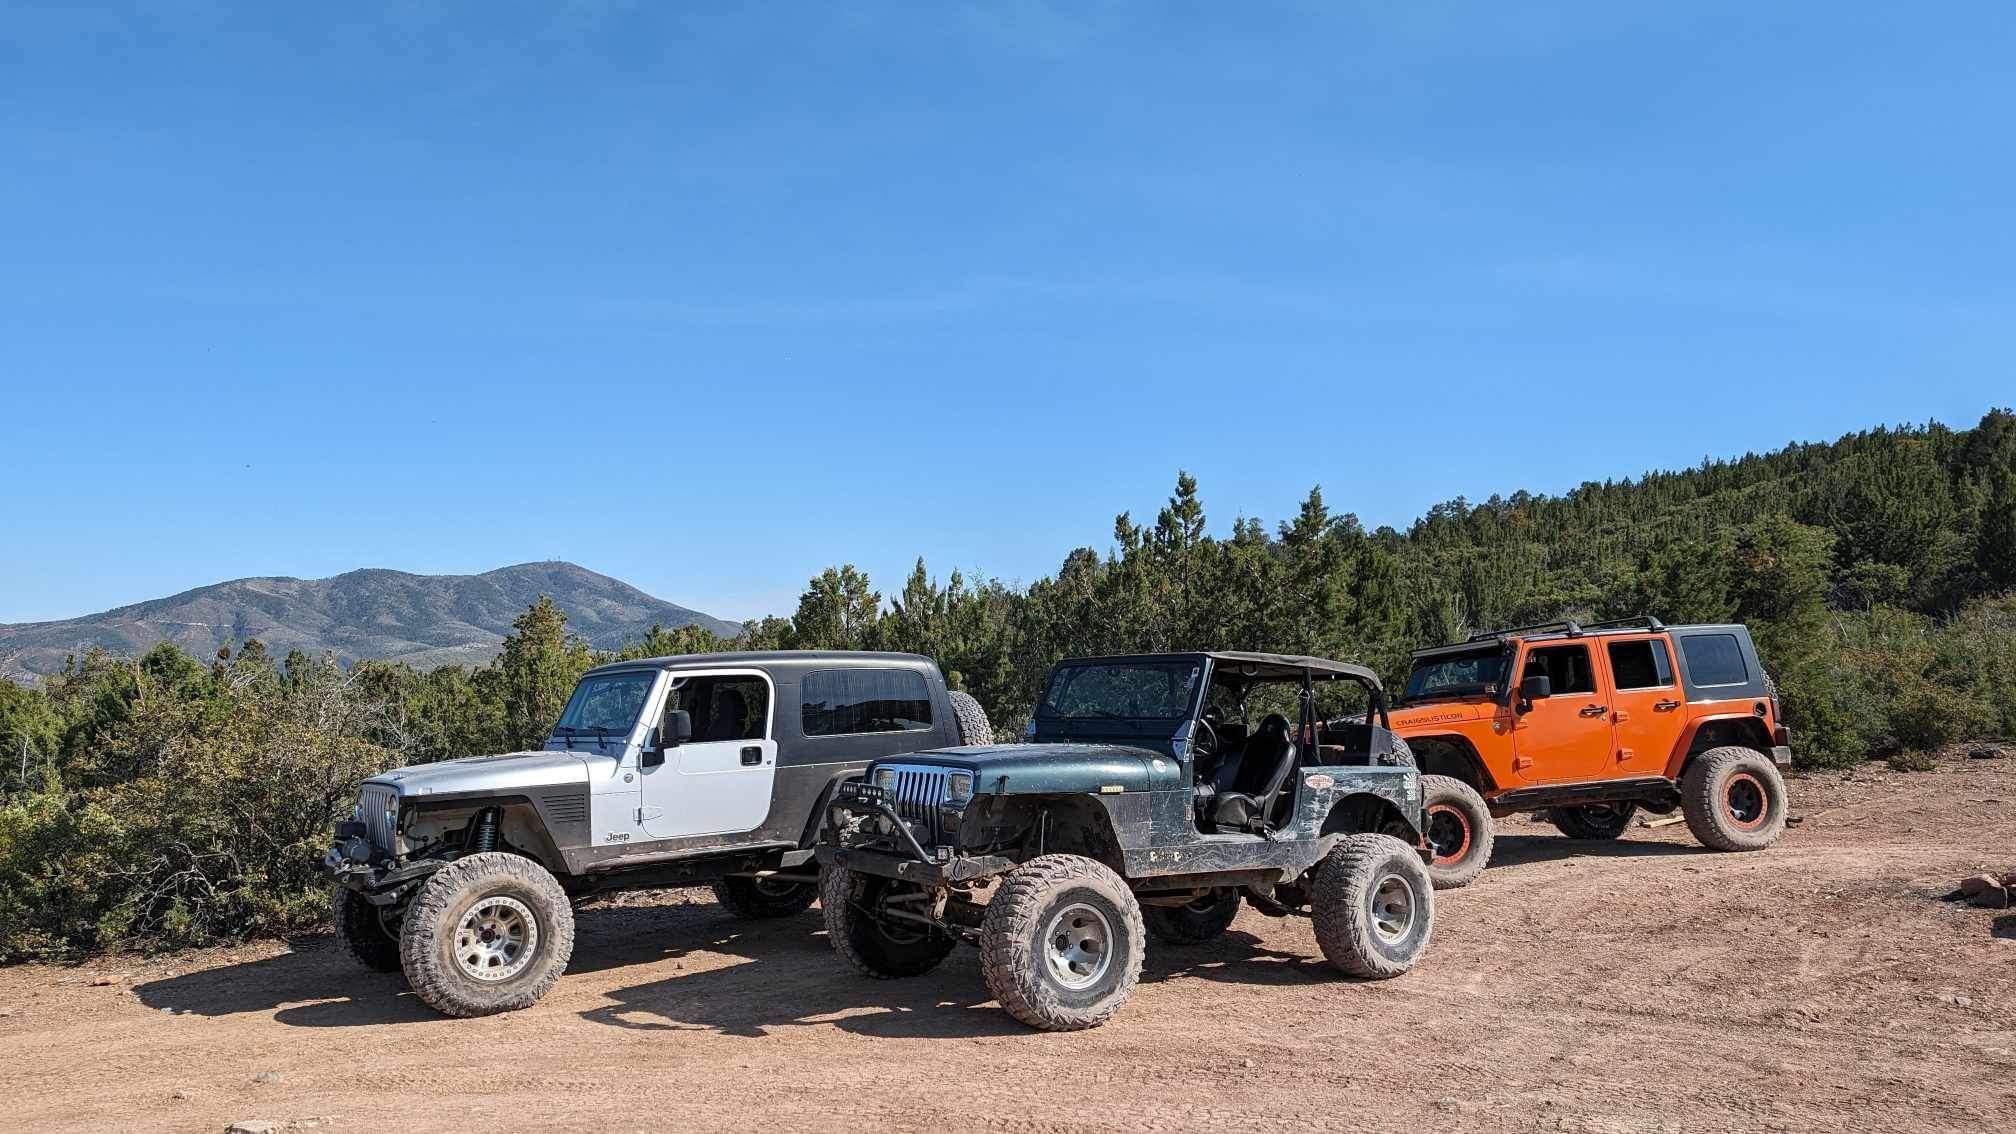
[1725,772,1769,829]
[454,896,539,983]
[1425,804,1472,865]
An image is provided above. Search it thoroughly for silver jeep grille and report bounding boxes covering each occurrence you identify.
[359,784,399,850]
[884,765,951,823]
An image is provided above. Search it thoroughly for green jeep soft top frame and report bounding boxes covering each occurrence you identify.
[815,651,1436,1031]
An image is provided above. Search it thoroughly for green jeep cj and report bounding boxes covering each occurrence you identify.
[816,651,1433,1031]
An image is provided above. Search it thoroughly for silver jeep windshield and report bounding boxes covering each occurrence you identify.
[555,671,656,735]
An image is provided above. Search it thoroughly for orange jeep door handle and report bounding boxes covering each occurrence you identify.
[1654,699,1680,711]
[1578,705,1607,717]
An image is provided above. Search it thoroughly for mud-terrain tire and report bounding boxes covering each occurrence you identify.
[1682,746,1788,852]
[399,852,575,1018]
[332,888,401,972]
[948,690,994,746]
[820,866,957,978]
[980,854,1144,1031]
[1310,833,1435,979]
[712,874,819,919]
[1143,889,1240,945]
[1549,802,1639,840]
[1420,774,1493,890]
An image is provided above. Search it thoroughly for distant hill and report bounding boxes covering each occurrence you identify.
[0,561,742,682]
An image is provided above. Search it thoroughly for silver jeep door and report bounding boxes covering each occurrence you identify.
[638,669,778,840]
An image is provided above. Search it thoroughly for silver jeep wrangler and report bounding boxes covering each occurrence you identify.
[322,650,990,1017]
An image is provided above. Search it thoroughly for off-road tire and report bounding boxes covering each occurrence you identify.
[820,866,957,978]
[1549,802,1639,840]
[1142,889,1240,945]
[980,854,1145,1031]
[948,690,994,746]
[1310,833,1435,979]
[399,852,575,1018]
[1420,774,1493,890]
[332,888,401,972]
[712,874,819,919]
[1681,746,1788,852]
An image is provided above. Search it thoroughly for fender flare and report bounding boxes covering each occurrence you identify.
[1663,713,1773,780]
[1402,732,1500,793]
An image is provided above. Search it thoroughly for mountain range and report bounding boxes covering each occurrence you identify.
[0,562,742,683]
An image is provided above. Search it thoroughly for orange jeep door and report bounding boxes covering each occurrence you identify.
[1512,643,1615,783]
[1603,636,1688,778]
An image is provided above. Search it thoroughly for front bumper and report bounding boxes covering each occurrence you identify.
[318,820,436,902]
[818,781,1012,885]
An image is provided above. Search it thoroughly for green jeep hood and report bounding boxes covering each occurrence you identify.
[888,743,1172,794]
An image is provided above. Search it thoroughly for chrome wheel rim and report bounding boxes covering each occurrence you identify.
[1043,901,1114,991]
[454,896,538,982]
[1369,873,1416,944]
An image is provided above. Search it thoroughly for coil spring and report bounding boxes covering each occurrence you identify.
[470,808,499,853]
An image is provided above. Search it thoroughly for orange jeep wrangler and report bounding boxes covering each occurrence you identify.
[1383,617,1792,888]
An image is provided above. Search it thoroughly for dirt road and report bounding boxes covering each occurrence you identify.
[4,756,2014,1133]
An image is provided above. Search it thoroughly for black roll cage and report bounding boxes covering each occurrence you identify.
[1201,657,1390,751]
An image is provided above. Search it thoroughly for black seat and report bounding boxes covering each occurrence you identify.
[702,687,749,741]
[1207,713,1298,831]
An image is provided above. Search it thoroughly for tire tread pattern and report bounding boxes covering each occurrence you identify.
[948,690,994,747]
[1142,891,1240,945]
[332,889,401,972]
[398,852,575,1018]
[712,875,818,919]
[1310,833,1435,979]
[1681,745,1788,852]
[980,854,1144,1031]
[1420,773,1493,890]
[819,866,955,979]
[1548,803,1639,840]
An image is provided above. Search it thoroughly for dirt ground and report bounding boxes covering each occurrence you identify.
[4,755,2014,1134]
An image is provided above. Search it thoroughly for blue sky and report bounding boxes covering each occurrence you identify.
[3,3,2010,625]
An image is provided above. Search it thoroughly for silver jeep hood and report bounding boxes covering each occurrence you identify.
[366,751,592,797]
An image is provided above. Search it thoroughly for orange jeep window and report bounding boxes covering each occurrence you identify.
[1607,640,1673,690]
[1523,645,1595,695]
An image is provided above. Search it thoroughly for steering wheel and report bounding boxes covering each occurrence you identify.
[1193,714,1221,759]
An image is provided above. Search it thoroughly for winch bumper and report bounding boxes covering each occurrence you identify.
[816,781,1012,885]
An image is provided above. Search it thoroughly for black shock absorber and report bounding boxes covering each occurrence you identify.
[469,807,500,853]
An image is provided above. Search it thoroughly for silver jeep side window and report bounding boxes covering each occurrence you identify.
[802,669,932,736]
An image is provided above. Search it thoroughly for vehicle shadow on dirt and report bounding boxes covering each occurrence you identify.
[132,945,436,1027]
[581,935,1022,1040]
[132,896,812,1029]
[584,921,1383,1039]
[1486,833,1710,869]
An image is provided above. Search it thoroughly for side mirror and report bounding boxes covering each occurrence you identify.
[663,708,692,746]
[1519,674,1552,703]
[642,709,692,769]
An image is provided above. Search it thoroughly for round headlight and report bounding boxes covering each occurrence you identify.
[946,772,974,802]
[873,767,898,790]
